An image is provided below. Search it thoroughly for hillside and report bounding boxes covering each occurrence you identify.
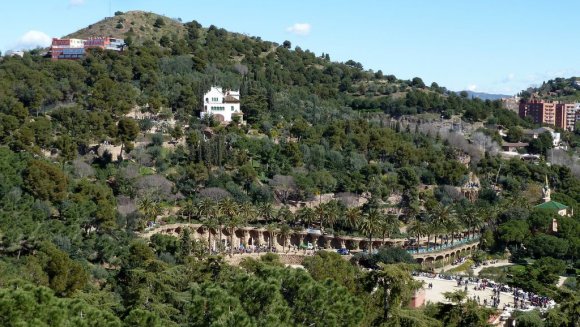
[521,76,580,101]
[66,11,521,123]
[66,10,187,44]
[0,12,578,327]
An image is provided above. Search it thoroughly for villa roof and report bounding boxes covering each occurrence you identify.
[535,201,569,210]
[224,94,240,103]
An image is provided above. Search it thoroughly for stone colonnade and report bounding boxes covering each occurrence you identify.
[413,243,479,268]
[147,223,406,251]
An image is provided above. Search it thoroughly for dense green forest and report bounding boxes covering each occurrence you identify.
[0,12,578,326]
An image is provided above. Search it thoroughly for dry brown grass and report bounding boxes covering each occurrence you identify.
[66,10,186,44]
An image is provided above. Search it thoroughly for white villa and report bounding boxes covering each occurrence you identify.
[200,86,243,122]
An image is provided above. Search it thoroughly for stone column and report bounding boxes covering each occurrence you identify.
[257,231,265,246]
[324,236,332,249]
[310,235,319,249]
[231,232,239,248]
[242,230,249,247]
[339,239,346,249]
[298,234,305,247]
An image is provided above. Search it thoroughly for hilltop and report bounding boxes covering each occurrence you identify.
[66,10,187,44]
[64,11,479,116]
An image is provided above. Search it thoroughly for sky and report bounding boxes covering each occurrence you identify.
[2,0,580,95]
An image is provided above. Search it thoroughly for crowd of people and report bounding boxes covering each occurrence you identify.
[414,271,555,311]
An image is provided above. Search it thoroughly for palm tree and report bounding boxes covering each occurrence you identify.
[279,224,292,253]
[314,204,327,230]
[226,215,242,256]
[201,216,218,254]
[297,207,315,229]
[445,217,462,246]
[266,223,277,252]
[276,205,293,225]
[407,219,428,253]
[345,207,362,231]
[218,198,238,253]
[461,205,484,240]
[138,197,162,226]
[486,203,503,230]
[379,213,400,243]
[430,204,456,248]
[258,202,274,223]
[323,200,340,232]
[359,208,381,252]
[239,202,257,224]
[180,199,196,223]
[197,198,215,221]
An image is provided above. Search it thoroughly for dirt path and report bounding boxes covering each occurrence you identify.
[557,276,567,288]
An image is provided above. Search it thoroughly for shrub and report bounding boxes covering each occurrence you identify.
[154,17,165,28]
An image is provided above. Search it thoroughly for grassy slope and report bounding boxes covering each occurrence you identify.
[66,10,186,44]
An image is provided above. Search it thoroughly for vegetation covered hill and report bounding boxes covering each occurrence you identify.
[0,12,578,326]
[521,76,580,102]
[66,10,187,45]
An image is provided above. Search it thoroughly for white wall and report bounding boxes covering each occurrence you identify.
[200,87,242,122]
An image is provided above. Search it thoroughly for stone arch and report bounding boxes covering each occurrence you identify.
[289,234,301,247]
[213,114,225,122]
[359,240,369,251]
[347,239,360,250]
[316,236,325,249]
[195,226,206,235]
[330,237,342,249]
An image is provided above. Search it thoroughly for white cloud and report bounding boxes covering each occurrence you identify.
[286,23,311,36]
[14,30,52,50]
[69,0,85,6]
[467,84,477,91]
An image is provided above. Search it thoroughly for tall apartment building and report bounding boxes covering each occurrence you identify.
[519,99,576,131]
[556,103,576,131]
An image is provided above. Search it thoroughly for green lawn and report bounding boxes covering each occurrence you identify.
[446,259,474,274]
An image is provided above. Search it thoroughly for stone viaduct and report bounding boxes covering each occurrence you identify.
[140,223,479,266]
